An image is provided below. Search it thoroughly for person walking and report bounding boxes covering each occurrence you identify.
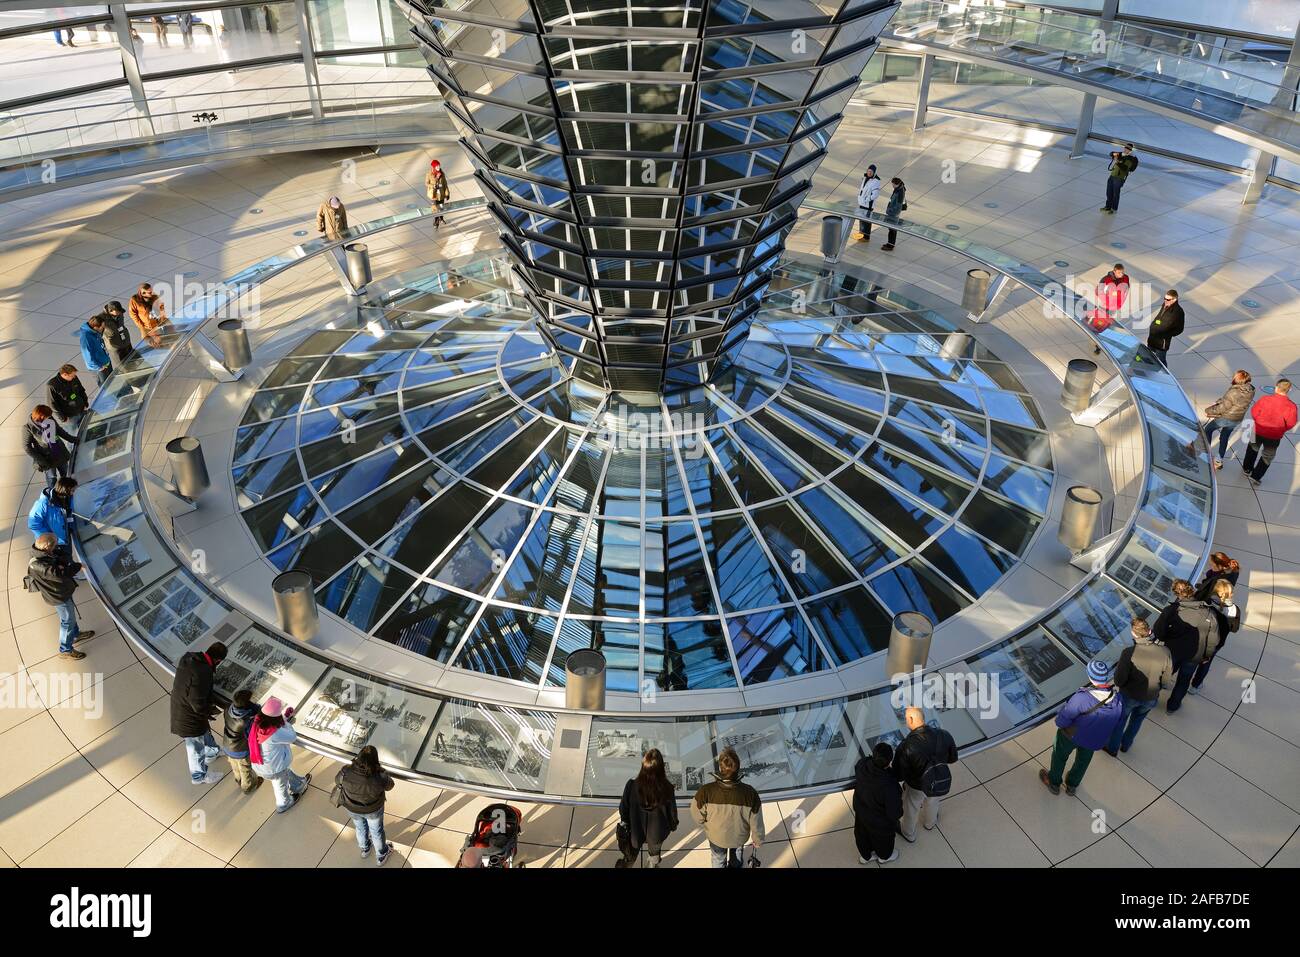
[1193,551,1240,602]
[880,177,906,251]
[1101,143,1139,213]
[24,405,76,489]
[169,641,228,785]
[249,697,311,812]
[1242,379,1297,485]
[1154,578,1219,713]
[1199,371,1255,469]
[1039,659,1124,795]
[316,195,348,241]
[891,706,957,841]
[852,741,903,864]
[855,164,882,241]
[1104,617,1172,756]
[616,748,679,868]
[128,282,167,347]
[46,365,89,433]
[335,745,395,864]
[426,160,450,227]
[78,316,114,386]
[26,533,95,660]
[28,477,77,547]
[690,746,763,868]
[1190,579,1240,695]
[96,301,134,364]
[1145,289,1184,367]
[221,689,263,795]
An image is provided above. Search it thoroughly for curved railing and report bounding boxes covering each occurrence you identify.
[70,202,1215,804]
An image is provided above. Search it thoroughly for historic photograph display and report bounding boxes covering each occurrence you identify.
[843,690,910,750]
[80,413,134,466]
[711,713,797,790]
[417,701,557,791]
[298,670,439,768]
[72,468,143,534]
[1043,576,1153,662]
[203,625,328,708]
[81,516,171,605]
[1111,525,1198,606]
[1142,467,1211,538]
[969,629,1085,724]
[118,569,230,660]
[582,717,714,797]
[779,702,862,787]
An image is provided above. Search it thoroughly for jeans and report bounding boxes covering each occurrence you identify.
[55,597,80,653]
[350,811,388,855]
[95,365,111,386]
[885,227,898,246]
[853,818,896,861]
[1047,729,1095,789]
[1202,417,1237,458]
[1148,346,1169,367]
[1192,652,1218,689]
[1105,176,1123,210]
[183,730,218,782]
[1243,437,1280,481]
[1165,660,1199,712]
[900,783,941,840]
[1107,693,1157,752]
[265,768,307,811]
[708,843,744,869]
[858,203,874,238]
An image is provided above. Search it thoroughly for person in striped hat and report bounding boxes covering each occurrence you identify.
[1040,659,1124,795]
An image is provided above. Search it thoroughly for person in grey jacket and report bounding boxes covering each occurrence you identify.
[1104,617,1173,756]
[1200,370,1254,469]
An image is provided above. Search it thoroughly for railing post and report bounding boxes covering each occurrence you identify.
[111,4,152,129]
[913,54,934,131]
[1070,93,1096,159]
[295,0,325,121]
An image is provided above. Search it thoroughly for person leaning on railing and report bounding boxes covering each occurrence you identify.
[128,282,167,347]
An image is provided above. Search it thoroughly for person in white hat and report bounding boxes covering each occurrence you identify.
[248,696,311,812]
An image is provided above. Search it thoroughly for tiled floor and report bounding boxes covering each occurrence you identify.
[0,106,1297,868]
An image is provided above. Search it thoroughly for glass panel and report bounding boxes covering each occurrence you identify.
[134,3,300,75]
[297,670,440,768]
[583,716,715,797]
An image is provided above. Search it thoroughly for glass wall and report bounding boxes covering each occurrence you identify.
[0,18,123,103]
[1120,0,1298,40]
[307,0,414,51]
[129,2,300,75]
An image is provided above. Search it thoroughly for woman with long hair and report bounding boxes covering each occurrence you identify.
[1199,371,1254,469]
[1192,579,1240,695]
[335,744,396,865]
[1194,551,1241,601]
[616,748,678,868]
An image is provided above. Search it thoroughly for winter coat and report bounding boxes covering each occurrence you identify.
[128,292,164,336]
[250,723,298,777]
[77,322,111,372]
[851,757,903,831]
[1209,599,1240,650]
[98,310,133,360]
[221,702,259,758]
[336,762,395,815]
[1055,686,1123,750]
[169,650,219,738]
[1109,153,1139,181]
[23,419,73,474]
[1206,381,1255,423]
[885,184,906,219]
[619,777,679,850]
[26,544,80,606]
[47,374,89,422]
[1146,301,1184,351]
[426,169,450,204]
[690,773,764,849]
[891,725,958,791]
[856,175,881,211]
[1248,392,1298,441]
[1154,598,1220,667]
[27,487,72,544]
[1194,567,1239,602]
[316,201,348,240]
[1113,638,1173,703]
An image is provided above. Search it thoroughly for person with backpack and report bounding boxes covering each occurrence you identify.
[1242,378,1297,484]
[891,706,957,840]
[1198,371,1255,469]
[880,178,906,251]
[1154,578,1220,713]
[27,533,95,660]
[1101,143,1139,213]
[690,747,764,868]
[249,697,311,812]
[169,641,228,785]
[1194,552,1240,601]
[24,405,75,488]
[47,364,89,431]
[28,477,77,546]
[616,748,679,868]
[852,741,903,864]
[221,689,263,795]
[78,316,113,386]
[855,164,882,241]
[335,745,395,865]
[1104,617,1173,756]
[1039,659,1124,795]
[1190,579,1240,695]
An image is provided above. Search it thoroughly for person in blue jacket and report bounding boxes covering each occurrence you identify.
[78,316,113,385]
[1039,659,1124,796]
[28,477,78,546]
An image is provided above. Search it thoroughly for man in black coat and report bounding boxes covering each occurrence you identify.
[27,533,95,660]
[169,641,228,785]
[892,707,959,841]
[1145,289,1185,367]
[852,742,903,864]
[1153,579,1219,713]
[46,365,89,431]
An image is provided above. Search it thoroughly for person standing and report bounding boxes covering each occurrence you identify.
[852,741,903,864]
[1194,551,1240,602]
[1242,379,1297,484]
[1088,263,1130,354]
[1190,579,1240,695]
[152,15,169,47]
[221,689,263,795]
[26,533,95,660]
[690,747,763,868]
[426,160,450,227]
[24,405,75,489]
[855,165,882,241]
[616,748,678,868]
[128,282,167,346]
[46,365,89,433]
[1154,578,1219,713]
[249,697,312,812]
[1039,659,1123,795]
[891,706,957,841]
[178,11,195,48]
[78,317,113,386]
[1145,289,1184,367]
[96,301,134,364]
[316,195,348,241]
[880,177,906,251]
[1101,143,1139,213]
[335,745,395,865]
[1199,371,1255,469]
[1104,617,1172,756]
[169,641,228,785]
[28,477,77,547]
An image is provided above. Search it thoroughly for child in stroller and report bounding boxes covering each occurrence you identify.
[457,803,523,868]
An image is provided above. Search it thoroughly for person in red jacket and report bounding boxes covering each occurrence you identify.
[1087,263,1130,354]
[1242,379,1296,483]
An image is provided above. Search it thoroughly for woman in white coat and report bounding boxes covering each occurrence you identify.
[249,697,312,813]
[856,165,882,241]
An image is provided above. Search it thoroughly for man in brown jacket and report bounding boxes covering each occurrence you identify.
[317,196,348,241]
[128,282,166,346]
[426,160,450,227]
[690,747,764,868]
[1200,370,1254,470]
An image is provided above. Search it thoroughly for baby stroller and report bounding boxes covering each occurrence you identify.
[456,803,523,868]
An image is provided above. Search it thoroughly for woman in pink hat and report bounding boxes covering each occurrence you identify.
[248,696,311,812]
[426,159,450,227]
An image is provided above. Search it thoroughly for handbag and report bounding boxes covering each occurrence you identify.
[1060,688,1116,738]
[329,771,347,808]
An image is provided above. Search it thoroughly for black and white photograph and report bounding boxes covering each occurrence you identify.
[206,626,328,708]
[299,671,439,768]
[418,702,555,791]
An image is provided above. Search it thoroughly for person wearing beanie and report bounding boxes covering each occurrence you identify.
[855,164,881,241]
[1040,659,1124,795]
[852,741,903,864]
[248,696,311,812]
[426,159,450,227]
[169,641,228,785]
[1104,617,1172,756]
[221,689,263,795]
